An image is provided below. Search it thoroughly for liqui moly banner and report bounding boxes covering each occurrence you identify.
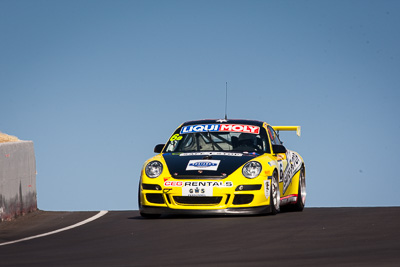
[180,124,260,134]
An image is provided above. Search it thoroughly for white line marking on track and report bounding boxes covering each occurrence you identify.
[0,210,108,246]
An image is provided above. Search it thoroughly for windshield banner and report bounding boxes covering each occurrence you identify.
[180,124,260,134]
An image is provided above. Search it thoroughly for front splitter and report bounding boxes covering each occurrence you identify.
[140,205,272,216]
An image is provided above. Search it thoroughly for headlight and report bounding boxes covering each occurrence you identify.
[242,161,262,179]
[145,161,163,178]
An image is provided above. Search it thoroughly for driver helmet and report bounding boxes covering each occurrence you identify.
[238,133,257,147]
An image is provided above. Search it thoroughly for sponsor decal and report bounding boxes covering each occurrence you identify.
[264,180,271,200]
[186,160,220,171]
[182,186,213,197]
[180,124,260,134]
[180,124,220,134]
[282,150,302,194]
[179,152,242,157]
[220,124,260,134]
[163,180,233,195]
[280,195,298,205]
[184,181,233,187]
[268,161,277,167]
[181,181,233,197]
[164,181,183,187]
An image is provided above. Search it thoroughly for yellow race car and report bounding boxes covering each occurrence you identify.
[139,119,306,218]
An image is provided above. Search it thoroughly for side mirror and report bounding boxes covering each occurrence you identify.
[272,144,287,154]
[154,144,165,153]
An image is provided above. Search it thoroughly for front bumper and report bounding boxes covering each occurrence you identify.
[139,172,274,216]
[139,182,271,216]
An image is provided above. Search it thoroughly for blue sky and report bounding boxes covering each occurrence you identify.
[1,0,399,211]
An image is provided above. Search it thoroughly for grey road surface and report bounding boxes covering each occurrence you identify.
[1,207,399,266]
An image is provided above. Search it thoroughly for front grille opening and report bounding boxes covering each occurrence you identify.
[173,196,222,205]
[235,184,262,191]
[146,193,165,204]
[233,194,254,205]
[142,183,161,190]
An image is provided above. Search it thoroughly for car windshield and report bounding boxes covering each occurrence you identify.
[164,125,270,154]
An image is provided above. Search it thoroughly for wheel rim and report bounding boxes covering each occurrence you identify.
[300,171,306,205]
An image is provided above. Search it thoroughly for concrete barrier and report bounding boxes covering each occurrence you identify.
[0,141,37,221]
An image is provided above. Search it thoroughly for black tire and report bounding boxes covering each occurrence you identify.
[270,171,280,215]
[138,184,142,209]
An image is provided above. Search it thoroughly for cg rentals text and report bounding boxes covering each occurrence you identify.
[164,181,233,187]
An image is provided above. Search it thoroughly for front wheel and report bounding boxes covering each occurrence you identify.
[270,171,280,215]
[284,168,306,212]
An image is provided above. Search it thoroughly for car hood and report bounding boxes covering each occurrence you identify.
[162,152,260,178]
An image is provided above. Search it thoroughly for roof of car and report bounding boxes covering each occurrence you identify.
[181,119,266,127]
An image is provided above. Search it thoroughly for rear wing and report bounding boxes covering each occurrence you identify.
[272,126,301,137]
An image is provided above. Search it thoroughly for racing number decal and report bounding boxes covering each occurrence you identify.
[278,161,284,183]
[170,134,183,142]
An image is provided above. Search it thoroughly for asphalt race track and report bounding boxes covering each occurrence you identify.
[1,207,400,266]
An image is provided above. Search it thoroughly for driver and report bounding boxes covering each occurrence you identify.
[236,133,258,151]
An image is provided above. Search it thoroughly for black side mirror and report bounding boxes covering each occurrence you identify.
[272,144,287,154]
[154,144,165,153]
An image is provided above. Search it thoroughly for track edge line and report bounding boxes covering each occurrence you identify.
[0,210,109,246]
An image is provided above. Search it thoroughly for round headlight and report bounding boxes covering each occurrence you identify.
[145,161,163,178]
[242,161,262,179]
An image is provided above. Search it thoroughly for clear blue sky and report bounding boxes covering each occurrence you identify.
[1,0,399,211]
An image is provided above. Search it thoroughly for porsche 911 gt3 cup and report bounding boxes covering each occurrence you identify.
[139,119,306,218]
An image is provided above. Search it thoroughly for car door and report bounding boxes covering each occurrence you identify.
[267,125,288,183]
